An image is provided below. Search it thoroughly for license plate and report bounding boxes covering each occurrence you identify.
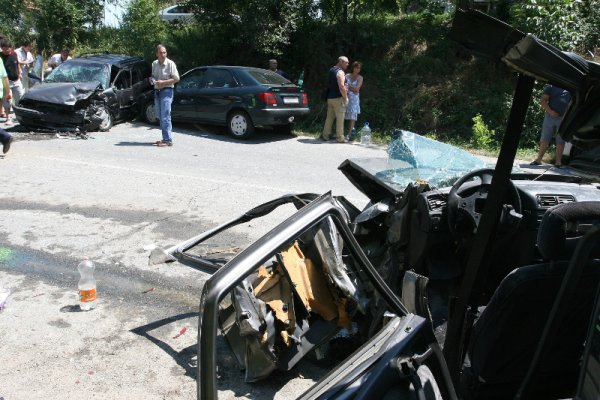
[283,97,299,104]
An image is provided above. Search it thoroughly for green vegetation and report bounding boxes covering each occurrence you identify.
[0,0,596,151]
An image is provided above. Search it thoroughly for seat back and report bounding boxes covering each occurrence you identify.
[463,202,600,399]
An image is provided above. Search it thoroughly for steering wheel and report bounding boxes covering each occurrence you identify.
[447,168,522,238]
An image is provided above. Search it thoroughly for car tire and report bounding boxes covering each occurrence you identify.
[227,110,254,139]
[144,101,159,125]
[97,106,114,132]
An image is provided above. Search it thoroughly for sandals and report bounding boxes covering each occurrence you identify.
[529,160,542,166]
[156,141,172,147]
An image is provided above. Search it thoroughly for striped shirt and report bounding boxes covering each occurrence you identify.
[151,58,180,88]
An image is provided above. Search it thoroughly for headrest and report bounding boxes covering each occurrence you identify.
[537,201,600,260]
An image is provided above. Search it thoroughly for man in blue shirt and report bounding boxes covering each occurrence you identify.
[531,85,571,167]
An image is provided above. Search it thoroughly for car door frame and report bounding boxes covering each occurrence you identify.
[194,193,447,399]
[172,67,207,121]
[111,68,133,120]
[197,67,241,123]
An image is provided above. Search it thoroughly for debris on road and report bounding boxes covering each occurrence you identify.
[173,326,187,339]
[0,287,11,310]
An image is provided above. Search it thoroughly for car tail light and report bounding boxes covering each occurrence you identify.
[258,92,277,105]
[302,93,308,105]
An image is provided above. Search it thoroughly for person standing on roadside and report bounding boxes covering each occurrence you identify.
[268,59,289,80]
[47,47,71,70]
[0,58,14,154]
[321,56,349,143]
[15,40,34,92]
[151,44,179,147]
[1,38,24,117]
[530,84,571,168]
[344,61,363,140]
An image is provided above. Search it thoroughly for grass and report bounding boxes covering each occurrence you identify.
[294,127,542,163]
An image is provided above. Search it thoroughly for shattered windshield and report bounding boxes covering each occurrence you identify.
[45,62,110,89]
[381,130,487,189]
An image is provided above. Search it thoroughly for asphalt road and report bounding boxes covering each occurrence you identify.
[0,120,384,400]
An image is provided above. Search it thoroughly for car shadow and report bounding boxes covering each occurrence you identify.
[132,120,296,145]
[130,312,199,379]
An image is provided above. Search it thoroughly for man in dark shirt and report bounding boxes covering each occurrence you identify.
[321,56,349,143]
[0,38,24,117]
[530,85,571,167]
[268,59,289,80]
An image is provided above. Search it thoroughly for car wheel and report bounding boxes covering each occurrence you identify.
[97,107,114,132]
[227,110,254,139]
[144,101,159,125]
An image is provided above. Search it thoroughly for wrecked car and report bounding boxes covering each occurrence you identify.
[14,54,151,132]
[151,10,600,400]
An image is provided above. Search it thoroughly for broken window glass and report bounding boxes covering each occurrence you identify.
[384,129,487,189]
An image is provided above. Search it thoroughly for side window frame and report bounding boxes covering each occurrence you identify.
[112,69,132,90]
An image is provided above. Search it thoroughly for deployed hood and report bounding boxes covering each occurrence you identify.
[21,82,102,105]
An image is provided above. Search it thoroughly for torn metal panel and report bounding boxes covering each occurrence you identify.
[253,265,296,344]
[19,82,101,105]
[312,217,368,315]
[231,280,278,382]
[278,242,339,322]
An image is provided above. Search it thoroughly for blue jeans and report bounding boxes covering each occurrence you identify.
[154,88,174,143]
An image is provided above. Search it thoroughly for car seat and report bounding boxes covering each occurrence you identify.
[461,201,600,400]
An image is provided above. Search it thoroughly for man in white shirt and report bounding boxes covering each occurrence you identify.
[151,44,179,147]
[47,47,71,70]
[15,40,34,91]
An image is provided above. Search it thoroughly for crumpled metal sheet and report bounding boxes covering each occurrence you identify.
[231,281,278,382]
[278,242,340,322]
[384,129,486,188]
[254,265,296,345]
[20,82,101,106]
[313,217,368,314]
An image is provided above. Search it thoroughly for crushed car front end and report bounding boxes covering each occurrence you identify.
[14,81,110,132]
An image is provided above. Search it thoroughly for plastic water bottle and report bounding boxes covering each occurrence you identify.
[77,258,97,311]
[360,122,372,145]
[297,70,304,87]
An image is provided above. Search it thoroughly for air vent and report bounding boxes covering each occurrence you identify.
[557,195,576,204]
[536,194,576,226]
[427,194,447,211]
[536,194,575,208]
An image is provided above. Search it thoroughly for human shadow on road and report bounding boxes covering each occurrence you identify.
[131,312,199,379]
[113,141,157,146]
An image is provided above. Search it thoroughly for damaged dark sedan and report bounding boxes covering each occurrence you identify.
[150,10,600,400]
[14,54,151,132]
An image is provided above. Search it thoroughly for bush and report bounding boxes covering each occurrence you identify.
[471,114,494,150]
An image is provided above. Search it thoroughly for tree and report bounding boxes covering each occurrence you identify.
[34,0,85,52]
[120,0,167,60]
[189,0,313,59]
[0,0,110,54]
[510,0,588,52]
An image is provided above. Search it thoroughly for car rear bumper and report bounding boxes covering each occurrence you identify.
[250,107,310,126]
